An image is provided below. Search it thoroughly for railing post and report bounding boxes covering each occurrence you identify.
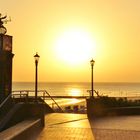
[43,92,45,101]
[52,103,54,109]
[25,93,28,103]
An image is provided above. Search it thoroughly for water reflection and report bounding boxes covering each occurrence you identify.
[68,88,82,96]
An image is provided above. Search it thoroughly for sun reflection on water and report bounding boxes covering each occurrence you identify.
[68,88,82,96]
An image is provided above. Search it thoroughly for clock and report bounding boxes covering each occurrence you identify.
[0,26,7,35]
[3,35,12,51]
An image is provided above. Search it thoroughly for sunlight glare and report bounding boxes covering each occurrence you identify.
[55,29,96,65]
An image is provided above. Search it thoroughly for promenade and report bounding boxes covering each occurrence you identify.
[27,113,140,140]
[0,113,140,139]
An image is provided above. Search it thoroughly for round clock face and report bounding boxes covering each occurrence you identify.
[0,26,7,35]
[3,35,12,51]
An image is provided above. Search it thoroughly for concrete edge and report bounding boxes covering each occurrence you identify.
[0,119,42,140]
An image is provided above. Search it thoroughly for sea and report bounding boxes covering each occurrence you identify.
[12,82,140,97]
[12,82,140,110]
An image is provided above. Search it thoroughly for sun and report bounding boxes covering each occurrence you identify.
[54,29,96,65]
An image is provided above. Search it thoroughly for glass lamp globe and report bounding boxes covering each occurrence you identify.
[90,59,95,66]
[34,53,40,62]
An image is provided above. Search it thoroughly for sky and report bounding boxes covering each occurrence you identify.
[1,0,140,82]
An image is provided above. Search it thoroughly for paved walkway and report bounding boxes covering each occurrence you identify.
[33,113,94,140]
[26,113,140,140]
[91,115,140,140]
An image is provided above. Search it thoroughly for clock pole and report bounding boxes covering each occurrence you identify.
[0,13,14,103]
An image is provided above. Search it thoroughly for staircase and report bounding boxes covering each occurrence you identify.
[12,90,64,112]
[0,90,63,131]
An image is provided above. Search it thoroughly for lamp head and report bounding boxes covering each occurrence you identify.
[34,53,40,62]
[90,59,95,66]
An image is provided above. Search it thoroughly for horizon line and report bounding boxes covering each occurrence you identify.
[12,81,140,84]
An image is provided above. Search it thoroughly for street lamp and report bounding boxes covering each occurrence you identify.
[34,53,40,102]
[90,59,95,97]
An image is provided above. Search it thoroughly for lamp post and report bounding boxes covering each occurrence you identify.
[90,59,95,97]
[34,53,40,102]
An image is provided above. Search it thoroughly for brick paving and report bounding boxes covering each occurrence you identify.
[37,127,94,140]
[93,128,140,140]
[1,113,139,139]
[31,113,140,140]
[35,113,94,140]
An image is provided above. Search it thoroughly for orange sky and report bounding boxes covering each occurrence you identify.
[1,0,140,82]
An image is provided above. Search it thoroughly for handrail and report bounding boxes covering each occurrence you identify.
[12,90,140,113]
[12,90,89,99]
[12,93,29,103]
[0,94,13,119]
[12,90,140,99]
[12,90,64,112]
[0,94,12,109]
[43,90,63,112]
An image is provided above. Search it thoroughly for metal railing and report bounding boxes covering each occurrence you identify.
[87,89,140,99]
[12,90,63,112]
[0,94,13,118]
[0,94,12,109]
